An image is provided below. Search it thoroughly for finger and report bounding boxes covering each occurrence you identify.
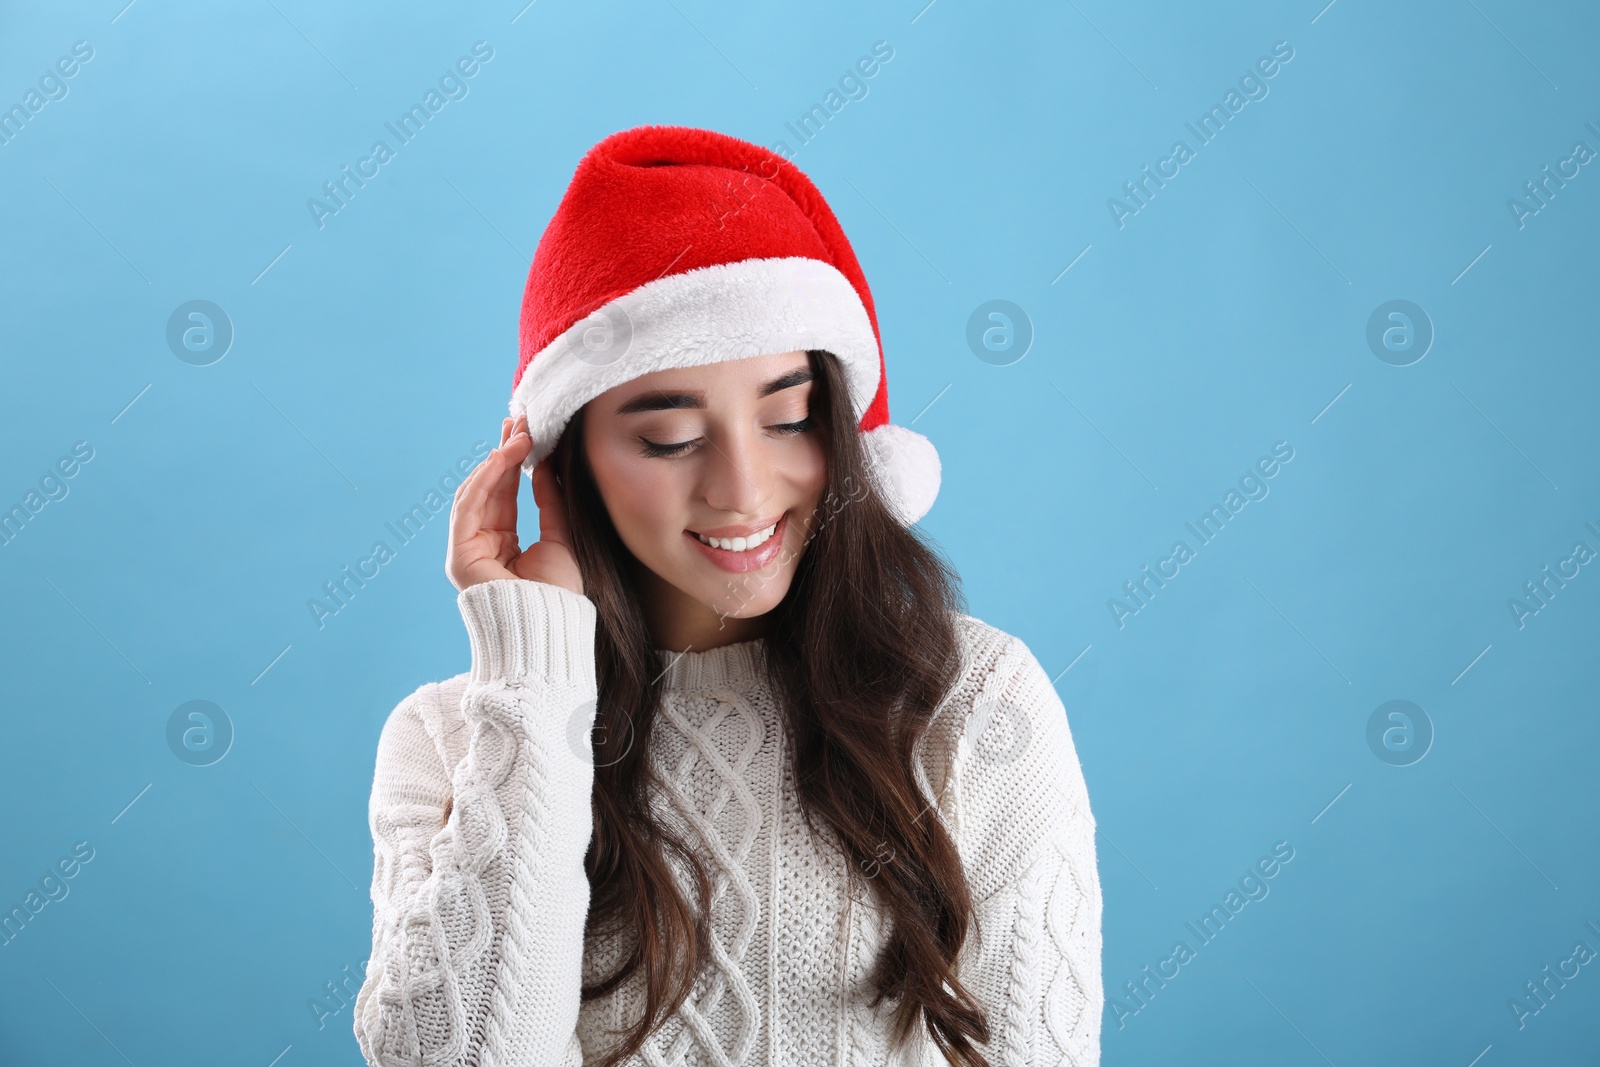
[448,419,535,582]
[451,431,520,553]
[448,448,496,561]
[479,430,537,544]
[453,432,504,503]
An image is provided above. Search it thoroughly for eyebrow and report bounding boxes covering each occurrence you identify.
[614,367,814,415]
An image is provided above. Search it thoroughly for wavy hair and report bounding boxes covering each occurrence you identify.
[550,349,992,1067]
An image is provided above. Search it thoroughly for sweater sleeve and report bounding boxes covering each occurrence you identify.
[951,637,1103,1066]
[353,579,598,1067]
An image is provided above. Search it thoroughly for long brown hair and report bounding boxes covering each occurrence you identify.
[550,349,992,1067]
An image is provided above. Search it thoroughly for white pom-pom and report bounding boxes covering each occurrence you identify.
[862,424,941,525]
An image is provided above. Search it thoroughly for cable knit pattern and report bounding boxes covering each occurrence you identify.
[355,578,1102,1066]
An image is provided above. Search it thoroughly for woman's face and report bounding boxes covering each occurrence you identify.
[581,350,829,643]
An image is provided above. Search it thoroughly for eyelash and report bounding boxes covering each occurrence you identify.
[638,418,814,458]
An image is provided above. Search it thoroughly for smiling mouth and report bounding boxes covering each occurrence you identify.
[684,514,789,573]
[691,522,779,553]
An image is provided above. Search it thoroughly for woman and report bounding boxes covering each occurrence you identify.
[353,125,1101,1067]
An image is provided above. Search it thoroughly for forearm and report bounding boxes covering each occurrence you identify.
[962,816,1102,1066]
[355,579,599,1067]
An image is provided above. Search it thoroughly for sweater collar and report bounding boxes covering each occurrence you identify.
[652,638,766,692]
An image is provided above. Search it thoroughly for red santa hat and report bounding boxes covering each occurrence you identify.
[510,123,940,525]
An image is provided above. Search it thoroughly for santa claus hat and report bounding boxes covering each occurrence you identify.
[510,124,940,525]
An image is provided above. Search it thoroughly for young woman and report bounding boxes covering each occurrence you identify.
[353,126,1101,1067]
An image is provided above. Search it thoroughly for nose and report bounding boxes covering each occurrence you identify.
[700,424,773,517]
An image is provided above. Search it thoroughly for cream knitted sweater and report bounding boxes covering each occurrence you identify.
[354,578,1102,1066]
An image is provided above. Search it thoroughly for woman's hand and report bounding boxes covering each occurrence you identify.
[446,412,584,596]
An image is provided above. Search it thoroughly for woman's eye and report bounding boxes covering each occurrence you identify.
[639,436,699,458]
[636,419,812,460]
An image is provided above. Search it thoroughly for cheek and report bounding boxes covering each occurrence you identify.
[783,437,828,502]
[588,446,685,547]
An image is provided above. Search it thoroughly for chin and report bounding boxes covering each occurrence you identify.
[695,569,793,621]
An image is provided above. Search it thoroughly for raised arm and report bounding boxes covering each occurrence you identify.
[950,637,1104,1065]
[354,578,597,1067]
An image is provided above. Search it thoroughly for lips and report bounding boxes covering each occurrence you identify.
[685,513,788,573]
[687,515,786,541]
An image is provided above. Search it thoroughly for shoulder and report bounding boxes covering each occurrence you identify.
[925,612,1095,901]
[950,611,1034,684]
[915,614,1026,765]
[912,616,1003,815]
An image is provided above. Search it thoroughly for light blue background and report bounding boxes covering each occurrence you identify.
[2,0,1597,1064]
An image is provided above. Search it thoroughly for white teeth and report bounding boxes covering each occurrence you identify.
[695,522,777,552]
